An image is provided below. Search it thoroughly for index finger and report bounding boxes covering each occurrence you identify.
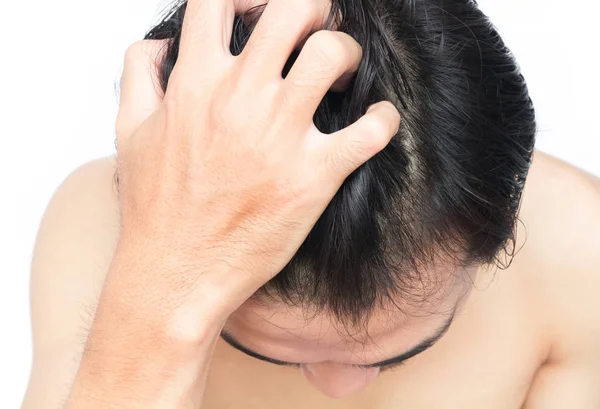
[116,40,168,141]
[177,0,267,71]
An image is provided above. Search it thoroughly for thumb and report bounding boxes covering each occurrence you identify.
[116,40,168,143]
[323,101,401,179]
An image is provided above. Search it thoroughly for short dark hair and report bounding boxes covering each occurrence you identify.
[141,0,536,327]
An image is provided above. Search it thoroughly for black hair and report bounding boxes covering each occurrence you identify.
[139,0,536,327]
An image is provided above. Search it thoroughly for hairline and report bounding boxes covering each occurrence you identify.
[219,306,457,369]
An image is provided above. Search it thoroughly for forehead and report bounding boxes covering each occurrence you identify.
[226,269,473,350]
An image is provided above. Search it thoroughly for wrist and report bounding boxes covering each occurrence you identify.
[68,241,229,408]
[66,315,222,409]
[106,233,258,328]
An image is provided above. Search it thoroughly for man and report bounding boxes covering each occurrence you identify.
[22,0,600,407]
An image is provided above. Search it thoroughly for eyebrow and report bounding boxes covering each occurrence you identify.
[220,311,456,369]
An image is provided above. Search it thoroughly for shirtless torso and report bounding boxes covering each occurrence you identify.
[22,149,600,408]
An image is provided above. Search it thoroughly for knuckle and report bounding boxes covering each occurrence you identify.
[377,102,402,138]
[363,114,388,140]
[358,117,389,153]
[340,32,363,63]
[163,84,190,114]
[304,30,345,71]
[124,40,168,64]
[123,40,147,61]
[291,0,320,23]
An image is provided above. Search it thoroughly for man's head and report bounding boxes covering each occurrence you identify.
[222,258,475,398]
[143,0,536,397]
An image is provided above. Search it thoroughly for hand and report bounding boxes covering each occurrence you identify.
[67,0,400,407]
[114,0,399,325]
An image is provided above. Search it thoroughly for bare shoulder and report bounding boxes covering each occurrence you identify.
[22,156,120,409]
[500,148,600,334]
[517,150,600,407]
[518,149,600,268]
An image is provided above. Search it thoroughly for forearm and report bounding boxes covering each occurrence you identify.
[65,338,219,409]
[65,313,222,408]
[63,254,229,409]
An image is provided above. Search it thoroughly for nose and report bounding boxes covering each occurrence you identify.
[300,362,380,399]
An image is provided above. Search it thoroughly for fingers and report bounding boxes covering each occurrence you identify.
[116,40,168,142]
[280,30,362,122]
[321,101,401,179]
[178,0,234,68]
[177,0,270,72]
[239,0,334,84]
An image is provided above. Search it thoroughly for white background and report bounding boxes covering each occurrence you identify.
[1,0,598,406]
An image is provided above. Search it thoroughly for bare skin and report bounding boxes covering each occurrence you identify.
[22,150,600,409]
[21,0,600,407]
